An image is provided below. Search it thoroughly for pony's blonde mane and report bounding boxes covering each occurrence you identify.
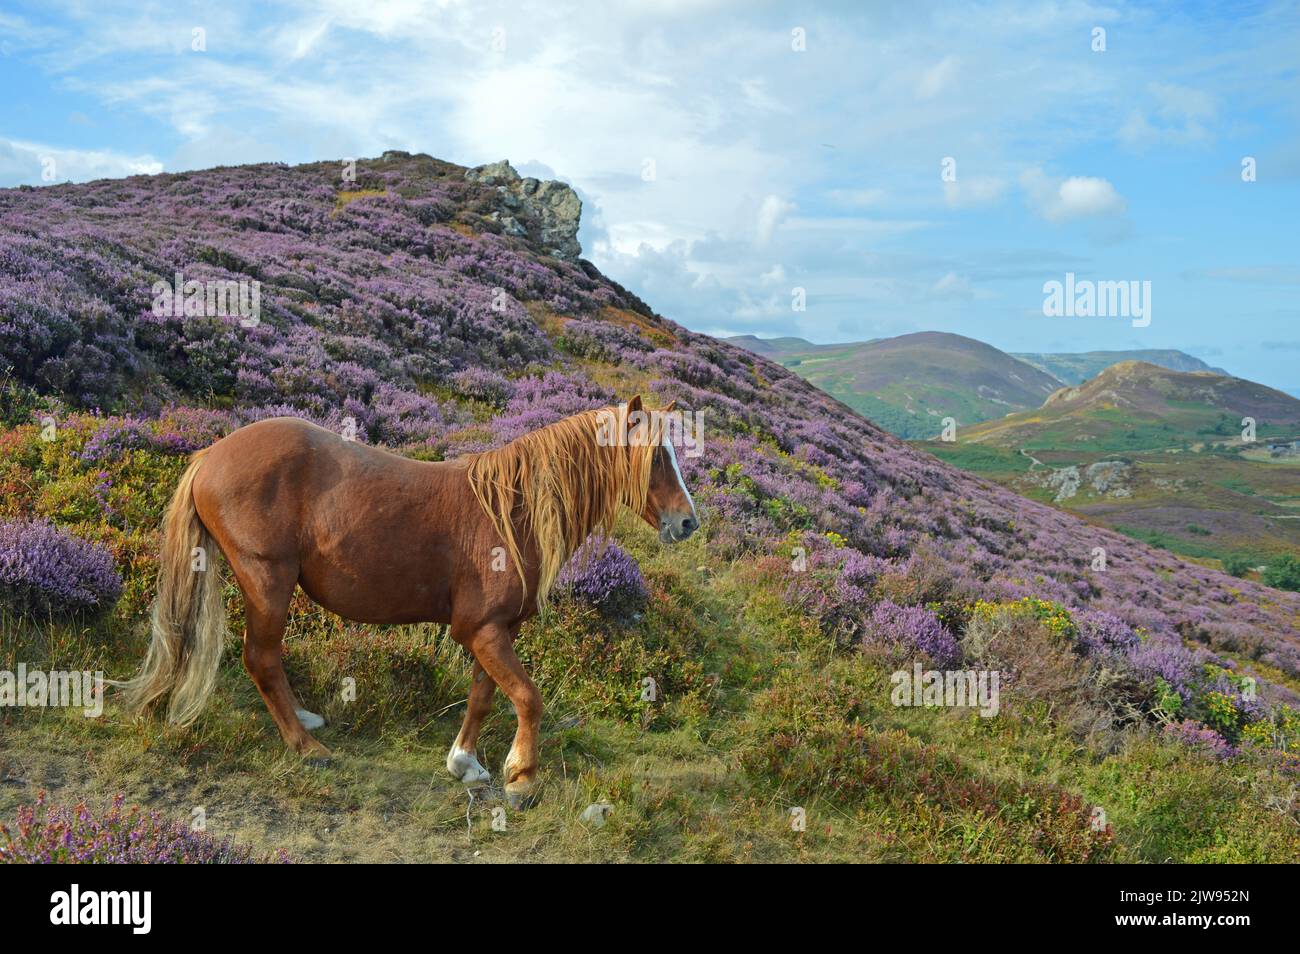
[465,402,661,613]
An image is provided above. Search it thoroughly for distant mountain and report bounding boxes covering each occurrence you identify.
[961,361,1300,450]
[1012,350,1227,385]
[724,334,818,356]
[727,331,1061,439]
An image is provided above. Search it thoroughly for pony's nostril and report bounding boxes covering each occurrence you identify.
[681,517,697,533]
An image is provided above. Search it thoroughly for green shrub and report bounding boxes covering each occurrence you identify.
[1221,553,1252,578]
[1262,554,1300,592]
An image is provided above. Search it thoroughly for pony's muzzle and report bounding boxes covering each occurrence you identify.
[660,514,698,543]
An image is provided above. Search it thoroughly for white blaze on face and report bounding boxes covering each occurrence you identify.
[663,436,697,520]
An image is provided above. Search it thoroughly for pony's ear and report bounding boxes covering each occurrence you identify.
[662,399,678,412]
[626,395,643,415]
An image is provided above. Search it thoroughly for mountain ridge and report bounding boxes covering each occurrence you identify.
[732,333,1227,385]
[962,360,1300,449]
[1013,349,1229,384]
[728,331,1061,439]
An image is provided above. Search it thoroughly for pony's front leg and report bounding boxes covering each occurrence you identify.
[467,622,542,809]
[447,660,494,786]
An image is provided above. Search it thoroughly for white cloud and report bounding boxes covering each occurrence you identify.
[288,17,334,60]
[916,56,958,100]
[755,195,795,246]
[1020,167,1126,222]
[603,220,699,255]
[1150,82,1216,123]
[932,271,973,298]
[0,138,163,187]
[782,216,930,236]
[930,271,996,301]
[1119,82,1217,148]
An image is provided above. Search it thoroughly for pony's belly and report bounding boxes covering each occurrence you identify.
[296,531,455,625]
[297,564,453,625]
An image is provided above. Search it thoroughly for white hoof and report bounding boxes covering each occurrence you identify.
[447,746,491,786]
[296,708,326,730]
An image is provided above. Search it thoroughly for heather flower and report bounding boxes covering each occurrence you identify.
[449,366,514,407]
[1162,720,1237,760]
[78,416,153,464]
[558,318,651,363]
[489,371,612,444]
[1074,610,1139,656]
[151,405,236,453]
[556,539,648,621]
[833,548,889,607]
[0,793,290,864]
[863,600,961,667]
[0,519,122,618]
[1126,634,1204,703]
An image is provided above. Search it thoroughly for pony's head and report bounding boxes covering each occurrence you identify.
[466,395,700,613]
[624,396,699,544]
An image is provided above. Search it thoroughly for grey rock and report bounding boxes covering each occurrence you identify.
[465,159,520,186]
[1085,460,1132,497]
[465,160,582,261]
[1046,466,1081,502]
[1032,460,1133,502]
[497,214,528,237]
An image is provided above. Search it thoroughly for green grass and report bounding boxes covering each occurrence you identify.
[836,393,941,440]
[1111,525,1257,567]
[919,442,1031,474]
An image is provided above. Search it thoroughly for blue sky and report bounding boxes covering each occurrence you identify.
[1,0,1297,391]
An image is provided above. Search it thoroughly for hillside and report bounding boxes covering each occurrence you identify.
[929,361,1300,571]
[961,361,1300,451]
[729,331,1061,439]
[1013,350,1229,385]
[3,154,1300,862]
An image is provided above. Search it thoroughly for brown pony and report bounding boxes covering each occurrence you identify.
[121,396,698,807]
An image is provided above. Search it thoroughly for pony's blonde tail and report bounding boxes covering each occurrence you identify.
[119,449,227,726]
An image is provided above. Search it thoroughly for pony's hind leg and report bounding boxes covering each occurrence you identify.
[287,684,326,730]
[466,623,542,809]
[243,603,329,759]
[447,660,495,786]
[234,561,330,760]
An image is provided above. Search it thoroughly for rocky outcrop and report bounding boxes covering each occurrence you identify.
[1043,466,1082,502]
[465,160,582,261]
[1085,460,1131,496]
[1033,460,1133,502]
